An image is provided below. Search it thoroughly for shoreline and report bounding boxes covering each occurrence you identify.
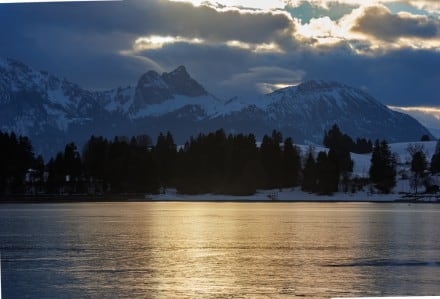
[1,189,439,204]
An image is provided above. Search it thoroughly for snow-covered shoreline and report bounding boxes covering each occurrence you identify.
[149,188,439,202]
[150,141,440,203]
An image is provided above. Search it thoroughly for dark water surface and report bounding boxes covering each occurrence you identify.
[1,202,439,298]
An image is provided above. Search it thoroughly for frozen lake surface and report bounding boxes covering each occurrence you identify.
[1,202,440,298]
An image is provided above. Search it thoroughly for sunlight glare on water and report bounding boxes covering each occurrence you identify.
[0,202,440,298]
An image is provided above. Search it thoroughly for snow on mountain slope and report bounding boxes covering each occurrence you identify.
[0,58,46,93]
[218,80,433,144]
[131,94,223,119]
[219,81,387,116]
[0,58,100,119]
[0,57,435,158]
[266,80,390,115]
[99,86,135,114]
[130,65,210,114]
[120,65,224,119]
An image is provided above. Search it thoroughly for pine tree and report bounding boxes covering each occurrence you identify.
[421,134,430,141]
[301,149,317,192]
[316,151,329,194]
[153,132,177,189]
[431,140,440,174]
[314,150,339,195]
[46,153,66,193]
[282,137,301,188]
[82,136,109,184]
[410,150,428,193]
[0,130,37,194]
[323,124,353,176]
[369,140,397,193]
[229,133,260,195]
[63,143,82,180]
[260,132,283,189]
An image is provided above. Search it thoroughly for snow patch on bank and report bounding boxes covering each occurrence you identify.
[151,141,439,202]
[151,188,404,202]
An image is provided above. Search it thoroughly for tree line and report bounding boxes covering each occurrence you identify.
[1,126,439,197]
[0,131,43,194]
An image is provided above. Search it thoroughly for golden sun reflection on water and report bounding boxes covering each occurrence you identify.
[1,202,440,298]
[142,203,414,298]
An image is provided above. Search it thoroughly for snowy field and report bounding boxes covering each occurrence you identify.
[151,141,439,202]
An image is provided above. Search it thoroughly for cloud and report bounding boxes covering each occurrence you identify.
[289,4,440,54]
[221,66,305,94]
[133,41,302,98]
[351,5,440,41]
[0,0,298,89]
[1,0,296,45]
[149,3,295,45]
[130,36,283,53]
[406,1,440,13]
[388,106,440,120]
[388,106,440,136]
[290,0,440,13]
[132,36,440,106]
[169,0,287,10]
[287,1,357,23]
[1,0,440,109]
[132,36,204,51]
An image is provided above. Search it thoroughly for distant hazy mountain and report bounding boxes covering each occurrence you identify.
[429,128,440,138]
[0,58,433,158]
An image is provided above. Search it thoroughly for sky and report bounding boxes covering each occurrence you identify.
[0,0,440,134]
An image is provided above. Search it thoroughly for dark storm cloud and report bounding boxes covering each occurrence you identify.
[135,39,440,106]
[1,0,439,109]
[137,42,295,98]
[0,0,296,88]
[0,1,147,88]
[294,47,440,106]
[352,5,440,40]
[1,0,295,44]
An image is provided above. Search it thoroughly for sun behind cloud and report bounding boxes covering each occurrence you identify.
[168,0,287,10]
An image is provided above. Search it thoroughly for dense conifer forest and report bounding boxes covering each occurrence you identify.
[1,126,439,198]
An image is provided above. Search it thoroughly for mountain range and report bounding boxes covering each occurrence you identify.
[0,57,433,159]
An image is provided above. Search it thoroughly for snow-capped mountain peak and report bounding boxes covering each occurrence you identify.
[165,65,188,78]
[0,58,434,158]
[131,65,208,112]
[162,65,207,97]
[216,79,431,144]
[296,80,346,92]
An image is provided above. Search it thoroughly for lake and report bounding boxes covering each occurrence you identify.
[1,202,440,298]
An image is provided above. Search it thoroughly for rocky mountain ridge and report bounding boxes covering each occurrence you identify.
[0,57,433,158]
